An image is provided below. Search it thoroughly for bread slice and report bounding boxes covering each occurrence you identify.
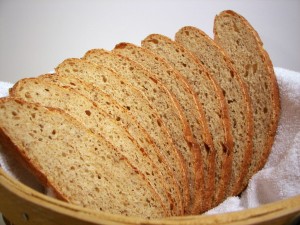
[214,10,280,190]
[35,73,184,215]
[83,49,201,213]
[175,26,254,196]
[55,58,189,211]
[0,97,168,218]
[9,77,181,216]
[142,34,234,210]
[113,42,215,213]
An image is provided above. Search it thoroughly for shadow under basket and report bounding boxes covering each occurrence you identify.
[0,168,299,225]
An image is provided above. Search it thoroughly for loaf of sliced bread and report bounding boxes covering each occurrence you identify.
[175,26,254,196]
[113,42,215,213]
[55,58,190,210]
[83,49,201,213]
[0,98,168,218]
[142,34,234,210]
[214,10,280,190]
[10,77,181,216]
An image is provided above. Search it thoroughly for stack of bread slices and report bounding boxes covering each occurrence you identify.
[0,10,280,219]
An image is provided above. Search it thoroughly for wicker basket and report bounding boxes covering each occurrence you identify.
[0,168,299,225]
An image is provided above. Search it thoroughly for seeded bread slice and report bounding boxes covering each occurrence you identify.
[0,98,168,218]
[10,77,180,216]
[55,58,190,210]
[142,34,234,211]
[36,73,184,215]
[113,42,215,213]
[175,26,254,196]
[214,10,280,190]
[83,49,200,213]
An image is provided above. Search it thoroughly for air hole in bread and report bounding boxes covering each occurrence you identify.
[102,76,107,82]
[185,30,189,36]
[204,143,210,153]
[85,110,91,116]
[25,92,31,98]
[157,119,162,127]
[221,142,228,154]
[222,89,226,97]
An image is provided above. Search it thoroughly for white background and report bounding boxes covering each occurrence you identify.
[0,0,300,224]
[0,0,300,83]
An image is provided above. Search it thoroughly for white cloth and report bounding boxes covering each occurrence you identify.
[0,67,299,214]
[207,67,300,214]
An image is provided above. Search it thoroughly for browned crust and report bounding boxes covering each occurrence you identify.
[214,10,280,190]
[113,42,216,213]
[141,34,234,211]
[175,26,254,196]
[0,97,169,217]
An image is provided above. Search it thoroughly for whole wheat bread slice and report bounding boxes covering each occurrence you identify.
[142,34,234,211]
[55,58,189,210]
[10,77,181,216]
[83,49,201,213]
[113,42,215,213]
[38,73,183,214]
[175,26,254,196]
[214,10,280,190]
[0,97,168,218]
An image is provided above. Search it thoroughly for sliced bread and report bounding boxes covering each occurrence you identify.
[214,10,280,190]
[36,73,184,215]
[10,77,180,216]
[175,26,254,196]
[83,49,201,213]
[0,97,168,218]
[55,58,190,211]
[113,42,215,213]
[142,34,234,210]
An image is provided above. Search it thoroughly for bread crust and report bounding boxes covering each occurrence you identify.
[142,34,234,211]
[82,50,193,213]
[113,42,216,213]
[175,26,254,196]
[214,10,280,191]
[10,77,180,216]
[0,97,169,218]
[37,73,184,214]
